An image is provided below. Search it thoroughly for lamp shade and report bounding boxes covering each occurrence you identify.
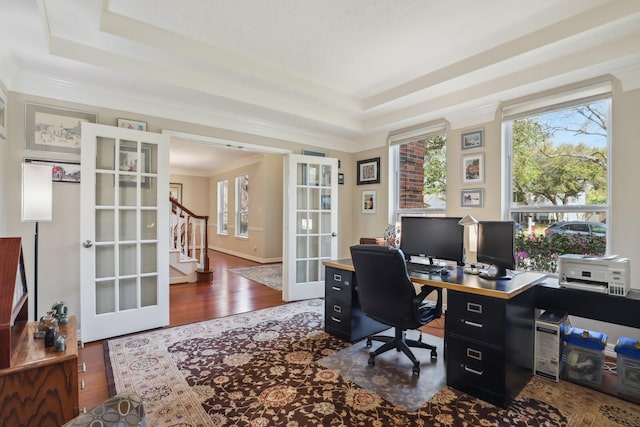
[22,162,53,222]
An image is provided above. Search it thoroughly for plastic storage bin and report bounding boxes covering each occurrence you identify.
[614,337,640,398]
[562,327,607,388]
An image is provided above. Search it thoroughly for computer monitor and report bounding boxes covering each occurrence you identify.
[399,216,464,265]
[476,220,516,280]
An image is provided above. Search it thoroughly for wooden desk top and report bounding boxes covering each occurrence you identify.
[2,316,78,373]
[324,259,548,300]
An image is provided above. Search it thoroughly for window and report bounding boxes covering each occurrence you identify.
[235,175,249,237]
[217,180,228,234]
[504,82,611,273]
[390,123,447,222]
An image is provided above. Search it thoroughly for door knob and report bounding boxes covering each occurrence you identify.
[331,232,337,237]
[82,240,93,248]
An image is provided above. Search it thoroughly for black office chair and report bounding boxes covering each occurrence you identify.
[350,244,443,375]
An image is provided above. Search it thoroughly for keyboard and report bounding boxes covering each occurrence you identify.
[406,262,443,275]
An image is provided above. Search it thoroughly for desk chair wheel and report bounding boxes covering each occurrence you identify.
[431,349,437,359]
[368,355,376,366]
[412,362,420,376]
[366,337,372,348]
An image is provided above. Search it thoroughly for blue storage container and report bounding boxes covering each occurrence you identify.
[615,337,640,398]
[562,327,607,388]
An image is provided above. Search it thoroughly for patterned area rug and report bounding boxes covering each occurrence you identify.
[105,300,640,426]
[228,264,282,291]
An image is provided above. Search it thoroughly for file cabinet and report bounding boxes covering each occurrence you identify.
[445,289,536,408]
[324,266,388,342]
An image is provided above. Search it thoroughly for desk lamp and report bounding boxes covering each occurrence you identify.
[458,215,479,263]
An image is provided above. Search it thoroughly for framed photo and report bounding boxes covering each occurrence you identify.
[117,118,147,131]
[357,157,381,185]
[338,173,345,185]
[119,145,151,187]
[461,129,483,150]
[25,103,97,155]
[362,190,376,214]
[0,86,7,140]
[462,152,484,184]
[26,158,81,183]
[461,189,484,208]
[169,182,183,203]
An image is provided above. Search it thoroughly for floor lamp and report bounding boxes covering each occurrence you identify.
[22,162,53,321]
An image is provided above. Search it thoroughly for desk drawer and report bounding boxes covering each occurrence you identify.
[447,291,505,345]
[447,335,505,396]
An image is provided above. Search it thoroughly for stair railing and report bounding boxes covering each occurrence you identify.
[170,196,210,274]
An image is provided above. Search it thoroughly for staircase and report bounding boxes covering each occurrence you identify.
[170,196,213,284]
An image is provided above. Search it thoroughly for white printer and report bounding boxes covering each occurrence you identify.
[558,254,630,296]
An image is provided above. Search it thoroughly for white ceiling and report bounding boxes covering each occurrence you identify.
[1,0,639,175]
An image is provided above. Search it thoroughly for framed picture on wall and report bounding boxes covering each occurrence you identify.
[357,157,381,185]
[461,129,483,150]
[169,182,183,203]
[25,103,97,155]
[362,190,376,213]
[117,118,147,131]
[26,158,81,183]
[462,152,484,184]
[461,188,483,208]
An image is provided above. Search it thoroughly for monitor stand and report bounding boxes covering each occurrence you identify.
[479,265,512,280]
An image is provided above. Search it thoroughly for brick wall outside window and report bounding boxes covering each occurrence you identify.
[399,140,426,209]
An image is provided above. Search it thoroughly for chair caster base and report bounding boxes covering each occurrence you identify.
[368,355,376,366]
[431,349,437,359]
[412,362,420,376]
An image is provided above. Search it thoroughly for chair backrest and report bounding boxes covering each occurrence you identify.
[350,244,421,328]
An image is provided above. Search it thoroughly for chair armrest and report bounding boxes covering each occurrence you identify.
[413,286,443,319]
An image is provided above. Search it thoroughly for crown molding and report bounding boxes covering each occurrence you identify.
[10,70,361,153]
[612,63,640,92]
[446,102,499,130]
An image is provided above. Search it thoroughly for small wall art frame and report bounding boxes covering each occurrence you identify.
[117,118,147,131]
[357,157,381,185]
[25,103,97,155]
[0,86,7,140]
[362,190,376,214]
[461,129,483,150]
[169,182,183,203]
[461,188,484,208]
[462,152,484,184]
[26,158,81,183]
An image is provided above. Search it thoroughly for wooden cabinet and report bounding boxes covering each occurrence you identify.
[324,266,388,342]
[0,316,79,426]
[445,290,535,408]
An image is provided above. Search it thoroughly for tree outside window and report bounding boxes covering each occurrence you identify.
[507,98,610,273]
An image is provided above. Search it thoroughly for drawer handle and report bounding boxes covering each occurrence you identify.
[79,379,85,390]
[463,320,483,328]
[467,302,482,314]
[463,365,484,376]
[333,305,342,313]
[78,361,87,373]
[333,274,342,282]
[331,316,341,323]
[332,286,341,292]
[466,348,482,361]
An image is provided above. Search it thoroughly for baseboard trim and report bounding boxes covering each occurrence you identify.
[209,246,282,264]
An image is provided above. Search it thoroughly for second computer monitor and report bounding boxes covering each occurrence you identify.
[476,220,516,280]
[399,216,464,265]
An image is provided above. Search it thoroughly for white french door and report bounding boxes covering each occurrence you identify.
[283,154,338,301]
[80,123,170,343]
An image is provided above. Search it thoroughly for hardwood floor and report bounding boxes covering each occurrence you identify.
[78,250,285,411]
